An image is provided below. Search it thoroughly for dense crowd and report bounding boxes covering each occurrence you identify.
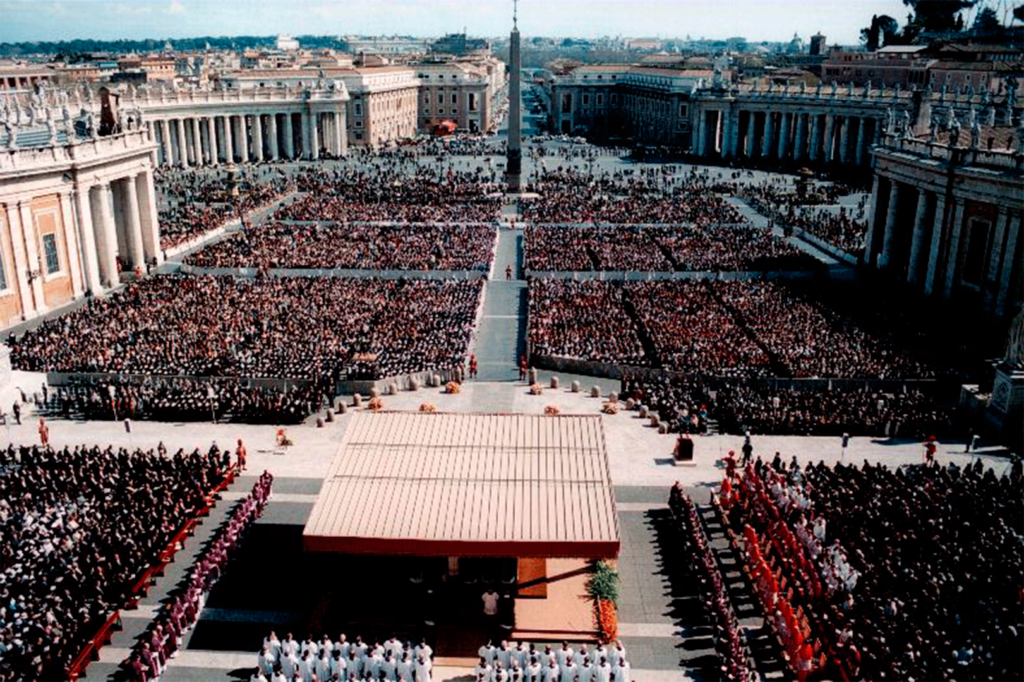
[525,224,810,272]
[521,171,746,225]
[740,183,868,255]
[528,280,648,366]
[185,223,496,272]
[50,376,333,425]
[530,279,933,380]
[127,470,271,682]
[11,274,482,384]
[0,443,229,681]
[621,374,962,438]
[253,632,437,682]
[719,457,1023,681]
[275,167,501,224]
[156,167,295,251]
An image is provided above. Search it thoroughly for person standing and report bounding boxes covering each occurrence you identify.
[38,418,49,447]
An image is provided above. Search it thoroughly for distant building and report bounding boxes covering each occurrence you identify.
[430,33,491,57]
[809,33,827,56]
[276,34,300,51]
[413,55,505,134]
[339,35,428,56]
[0,62,54,93]
[821,46,931,87]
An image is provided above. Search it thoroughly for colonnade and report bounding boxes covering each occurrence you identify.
[149,109,347,167]
[862,173,1020,316]
[695,107,881,167]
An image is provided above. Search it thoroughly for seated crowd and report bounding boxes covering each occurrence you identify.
[521,170,746,225]
[277,167,501,224]
[51,376,334,425]
[156,167,295,251]
[525,225,811,273]
[621,374,962,439]
[10,274,482,384]
[739,183,868,255]
[0,443,229,681]
[716,456,1023,681]
[185,223,496,272]
[530,279,933,380]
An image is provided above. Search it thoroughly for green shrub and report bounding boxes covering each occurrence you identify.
[586,560,620,605]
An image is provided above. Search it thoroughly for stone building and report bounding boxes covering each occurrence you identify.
[413,56,505,134]
[0,110,161,328]
[864,117,1022,319]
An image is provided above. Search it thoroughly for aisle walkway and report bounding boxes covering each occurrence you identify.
[726,197,840,266]
[471,225,526,382]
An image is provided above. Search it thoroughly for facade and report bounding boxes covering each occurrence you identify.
[0,123,161,328]
[864,123,1022,319]
[340,35,429,56]
[413,57,504,134]
[0,63,55,94]
[822,46,932,87]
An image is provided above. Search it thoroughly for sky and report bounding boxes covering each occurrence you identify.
[0,0,997,45]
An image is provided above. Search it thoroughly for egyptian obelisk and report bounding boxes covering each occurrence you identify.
[505,0,522,193]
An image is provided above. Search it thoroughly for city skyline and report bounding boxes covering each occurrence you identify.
[0,0,955,46]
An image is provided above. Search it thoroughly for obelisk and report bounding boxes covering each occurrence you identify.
[505,0,522,193]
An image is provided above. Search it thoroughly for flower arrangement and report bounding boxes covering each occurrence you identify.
[419,403,437,413]
[587,560,621,643]
[596,598,619,643]
[529,384,543,395]
[445,381,461,395]
[368,396,384,411]
[602,402,619,415]
[544,405,561,416]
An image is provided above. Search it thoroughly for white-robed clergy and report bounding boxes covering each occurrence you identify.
[578,659,596,682]
[397,652,414,681]
[315,651,331,681]
[415,654,432,682]
[594,659,612,682]
[608,641,626,669]
[611,657,631,682]
[265,633,282,659]
[298,651,314,682]
[281,649,299,679]
[258,646,277,676]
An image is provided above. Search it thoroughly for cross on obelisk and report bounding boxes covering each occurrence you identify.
[505,0,523,194]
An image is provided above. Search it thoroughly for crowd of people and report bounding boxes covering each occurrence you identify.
[739,183,868,255]
[528,279,935,380]
[669,484,752,681]
[718,456,1023,681]
[185,223,496,272]
[48,376,333,425]
[11,273,482,385]
[521,171,746,225]
[127,470,272,682]
[473,639,632,682]
[528,280,648,367]
[252,632,436,682]
[525,225,810,273]
[275,167,501,224]
[156,167,295,251]
[0,443,230,681]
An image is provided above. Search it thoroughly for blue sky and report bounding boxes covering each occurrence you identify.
[0,0,996,45]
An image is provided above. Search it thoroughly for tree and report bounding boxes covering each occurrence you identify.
[972,6,1002,31]
[902,0,977,32]
[861,14,901,49]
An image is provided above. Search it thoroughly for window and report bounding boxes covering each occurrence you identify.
[680,104,688,117]
[354,103,363,116]
[597,94,604,105]
[583,94,590,105]
[451,94,458,104]
[43,234,60,275]
[0,247,7,292]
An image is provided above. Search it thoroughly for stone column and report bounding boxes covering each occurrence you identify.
[776,111,791,159]
[923,195,948,296]
[176,118,189,168]
[159,120,172,166]
[192,117,203,165]
[207,117,219,165]
[854,117,867,166]
[860,175,882,264]
[877,181,901,268]
[761,112,774,158]
[838,117,851,164]
[986,207,1010,291]
[336,107,347,157]
[73,185,102,295]
[238,115,251,163]
[310,111,320,159]
[793,113,807,161]
[121,175,145,270]
[941,199,966,299]
[695,109,707,156]
[995,213,1019,317]
[822,114,835,163]
[267,113,279,160]
[808,114,820,161]
[91,182,119,287]
[3,203,35,318]
[136,171,164,267]
[283,113,295,159]
[718,110,730,158]
[745,111,757,158]
[906,189,930,283]
[222,115,234,162]
[58,192,84,298]
[17,203,44,312]
[252,113,265,162]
